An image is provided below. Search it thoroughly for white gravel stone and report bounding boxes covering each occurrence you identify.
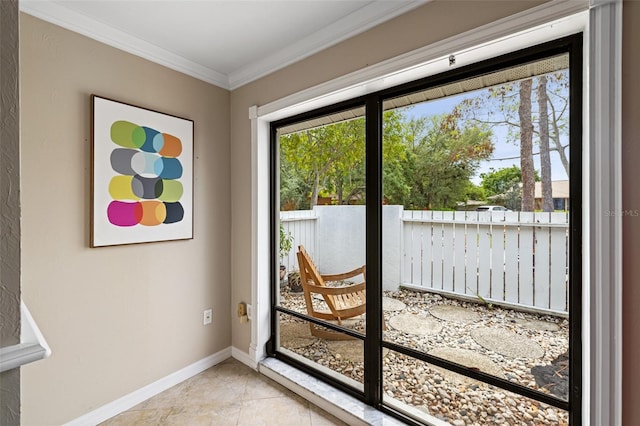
[430,304,481,323]
[514,318,561,331]
[470,328,545,359]
[388,312,443,336]
[278,288,569,425]
[383,296,407,311]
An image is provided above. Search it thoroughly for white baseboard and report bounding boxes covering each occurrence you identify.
[65,347,232,426]
[231,346,258,370]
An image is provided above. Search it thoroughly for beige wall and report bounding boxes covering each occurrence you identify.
[622,1,640,424]
[19,14,231,425]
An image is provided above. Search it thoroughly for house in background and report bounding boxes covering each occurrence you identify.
[1,0,638,425]
[535,180,570,211]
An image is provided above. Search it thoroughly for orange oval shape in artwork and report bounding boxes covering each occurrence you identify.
[158,133,182,157]
[139,201,167,226]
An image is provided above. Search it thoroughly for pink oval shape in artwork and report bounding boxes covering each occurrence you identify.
[107,201,143,227]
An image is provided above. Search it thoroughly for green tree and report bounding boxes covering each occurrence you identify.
[403,114,493,210]
[279,110,410,208]
[480,166,540,211]
[382,109,412,205]
[280,110,493,211]
[481,166,523,196]
[464,182,486,202]
[455,72,569,176]
[455,70,570,212]
[280,118,365,207]
[280,159,311,210]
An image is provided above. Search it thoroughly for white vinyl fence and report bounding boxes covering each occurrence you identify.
[401,210,569,314]
[280,209,318,272]
[280,207,569,315]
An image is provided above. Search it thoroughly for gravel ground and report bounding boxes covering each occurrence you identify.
[279,287,570,426]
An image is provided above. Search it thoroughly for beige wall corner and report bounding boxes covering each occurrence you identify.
[19,14,231,425]
[622,1,640,424]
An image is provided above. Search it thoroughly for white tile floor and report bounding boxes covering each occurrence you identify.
[99,358,348,426]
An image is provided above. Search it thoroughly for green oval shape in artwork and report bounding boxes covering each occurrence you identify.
[158,179,183,202]
[111,120,146,149]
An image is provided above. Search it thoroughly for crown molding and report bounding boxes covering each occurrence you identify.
[20,0,428,91]
[257,0,588,120]
[19,0,230,89]
[227,0,429,90]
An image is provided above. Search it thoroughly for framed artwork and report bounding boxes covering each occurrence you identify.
[91,95,194,247]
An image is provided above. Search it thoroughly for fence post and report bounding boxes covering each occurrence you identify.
[383,205,403,291]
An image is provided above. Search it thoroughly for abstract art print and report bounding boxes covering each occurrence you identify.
[91,95,194,247]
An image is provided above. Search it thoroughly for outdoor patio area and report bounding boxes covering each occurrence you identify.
[278,288,569,426]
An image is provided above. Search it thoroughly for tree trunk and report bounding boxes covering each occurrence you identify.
[309,165,320,207]
[548,101,570,176]
[538,76,554,212]
[336,177,344,205]
[519,80,535,212]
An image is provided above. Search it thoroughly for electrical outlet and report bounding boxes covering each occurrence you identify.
[203,309,212,325]
[247,304,252,320]
[237,302,246,317]
[237,302,249,323]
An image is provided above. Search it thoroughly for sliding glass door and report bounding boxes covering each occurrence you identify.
[380,51,578,424]
[270,34,582,425]
[273,104,368,391]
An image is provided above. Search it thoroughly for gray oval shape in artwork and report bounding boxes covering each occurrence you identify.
[131,175,163,199]
[110,148,137,176]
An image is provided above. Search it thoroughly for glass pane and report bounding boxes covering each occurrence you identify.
[381,55,571,404]
[383,349,568,425]
[277,312,365,389]
[276,106,367,367]
[382,290,568,397]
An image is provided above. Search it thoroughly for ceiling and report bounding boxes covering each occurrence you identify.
[20,0,427,90]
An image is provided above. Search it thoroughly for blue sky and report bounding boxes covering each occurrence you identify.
[403,91,570,185]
